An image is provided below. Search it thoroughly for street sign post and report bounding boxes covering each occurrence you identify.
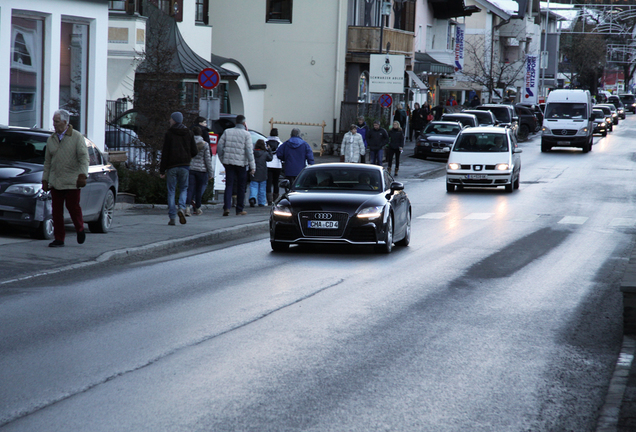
[198,68,220,90]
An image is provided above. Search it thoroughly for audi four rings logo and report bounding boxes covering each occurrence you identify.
[314,213,333,220]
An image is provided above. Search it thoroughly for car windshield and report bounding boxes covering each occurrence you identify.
[620,95,635,103]
[479,107,511,123]
[424,123,461,135]
[294,168,383,191]
[0,131,48,164]
[453,133,509,152]
[545,103,588,119]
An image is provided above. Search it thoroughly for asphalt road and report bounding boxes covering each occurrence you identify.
[0,124,635,431]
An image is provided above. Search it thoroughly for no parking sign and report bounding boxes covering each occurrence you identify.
[379,94,393,108]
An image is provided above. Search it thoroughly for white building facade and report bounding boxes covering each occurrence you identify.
[0,0,109,147]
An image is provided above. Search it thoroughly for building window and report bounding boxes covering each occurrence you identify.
[59,22,89,133]
[108,1,126,11]
[267,0,292,23]
[10,15,44,128]
[109,0,142,14]
[195,0,208,24]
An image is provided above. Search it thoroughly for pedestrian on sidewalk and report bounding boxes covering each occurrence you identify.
[366,120,389,166]
[409,102,425,142]
[160,111,198,225]
[185,126,214,216]
[249,139,273,207]
[276,128,314,185]
[341,124,365,163]
[356,116,369,163]
[190,116,211,146]
[393,104,408,131]
[387,121,404,176]
[432,101,447,120]
[217,115,255,216]
[42,109,90,247]
[266,128,283,205]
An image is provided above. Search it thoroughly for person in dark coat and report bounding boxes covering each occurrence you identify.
[191,116,211,145]
[356,116,369,163]
[366,120,389,166]
[393,104,407,131]
[432,101,447,120]
[470,95,481,107]
[160,111,199,225]
[386,121,405,176]
[410,102,426,141]
[249,139,273,207]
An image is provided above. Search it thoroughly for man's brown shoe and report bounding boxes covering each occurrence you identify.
[237,211,247,215]
[223,210,230,216]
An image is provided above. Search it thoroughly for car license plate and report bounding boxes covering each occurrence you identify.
[466,174,487,180]
[309,220,338,229]
[557,141,570,145]
[431,148,444,153]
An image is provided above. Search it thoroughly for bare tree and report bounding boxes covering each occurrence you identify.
[560,29,606,92]
[460,33,527,103]
[133,2,184,172]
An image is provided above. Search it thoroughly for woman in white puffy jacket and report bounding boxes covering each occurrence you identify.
[341,124,365,163]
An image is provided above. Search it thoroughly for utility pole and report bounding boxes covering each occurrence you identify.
[540,0,550,102]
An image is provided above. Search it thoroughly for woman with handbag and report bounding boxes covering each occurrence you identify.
[341,124,365,163]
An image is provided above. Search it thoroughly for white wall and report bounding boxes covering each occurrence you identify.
[208,0,348,148]
[177,1,212,60]
[0,0,109,149]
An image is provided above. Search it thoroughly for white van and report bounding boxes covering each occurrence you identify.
[541,89,594,153]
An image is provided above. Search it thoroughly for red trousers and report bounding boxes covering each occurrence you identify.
[51,188,84,242]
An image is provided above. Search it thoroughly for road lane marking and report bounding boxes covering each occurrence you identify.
[558,216,588,225]
[610,218,636,227]
[510,214,541,222]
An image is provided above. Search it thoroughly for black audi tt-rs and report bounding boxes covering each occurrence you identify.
[269,163,411,254]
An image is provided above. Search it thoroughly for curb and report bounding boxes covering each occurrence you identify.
[0,221,269,286]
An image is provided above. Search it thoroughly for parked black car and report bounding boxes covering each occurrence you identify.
[512,105,537,141]
[270,163,411,254]
[440,113,479,128]
[0,126,118,239]
[474,104,519,138]
[516,103,543,129]
[591,109,608,137]
[414,121,463,159]
[619,94,636,114]
[461,109,498,127]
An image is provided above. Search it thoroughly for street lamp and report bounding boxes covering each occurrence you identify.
[379,1,392,54]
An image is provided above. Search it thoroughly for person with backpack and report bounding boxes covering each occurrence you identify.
[249,139,273,207]
[265,128,283,205]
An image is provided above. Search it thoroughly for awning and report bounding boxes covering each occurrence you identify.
[406,71,428,90]
[413,52,455,75]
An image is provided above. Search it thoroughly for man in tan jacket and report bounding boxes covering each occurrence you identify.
[42,109,89,247]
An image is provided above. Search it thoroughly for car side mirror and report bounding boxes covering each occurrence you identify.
[513,148,523,154]
[279,179,290,192]
[512,116,519,123]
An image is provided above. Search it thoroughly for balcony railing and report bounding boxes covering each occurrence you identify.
[347,26,414,55]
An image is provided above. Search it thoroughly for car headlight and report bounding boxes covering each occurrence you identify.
[606,117,612,123]
[273,203,292,217]
[577,127,589,136]
[495,163,510,171]
[357,205,383,219]
[448,163,461,170]
[542,126,552,134]
[4,183,43,196]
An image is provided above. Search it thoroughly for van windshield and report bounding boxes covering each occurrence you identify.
[545,103,588,120]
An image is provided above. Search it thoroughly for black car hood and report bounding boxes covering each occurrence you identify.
[0,161,43,183]
[420,133,457,144]
[284,190,386,212]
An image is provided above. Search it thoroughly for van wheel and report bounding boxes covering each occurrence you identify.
[602,130,607,137]
[518,124,530,141]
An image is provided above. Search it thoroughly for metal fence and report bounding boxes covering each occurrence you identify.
[105,99,129,123]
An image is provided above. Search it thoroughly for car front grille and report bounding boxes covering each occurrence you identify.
[299,211,348,237]
[551,129,577,136]
[461,164,497,170]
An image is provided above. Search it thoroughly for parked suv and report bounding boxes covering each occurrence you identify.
[474,104,519,138]
[619,94,636,114]
[462,109,498,127]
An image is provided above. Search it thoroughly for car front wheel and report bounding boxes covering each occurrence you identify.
[375,216,393,254]
[446,183,455,192]
[30,216,54,240]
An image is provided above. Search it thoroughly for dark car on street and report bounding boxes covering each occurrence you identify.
[462,109,498,127]
[593,105,614,132]
[0,126,118,239]
[474,104,519,139]
[619,94,636,114]
[441,113,479,128]
[512,105,537,141]
[516,103,543,130]
[270,163,411,254]
[591,109,608,137]
[608,95,626,119]
[414,121,463,160]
